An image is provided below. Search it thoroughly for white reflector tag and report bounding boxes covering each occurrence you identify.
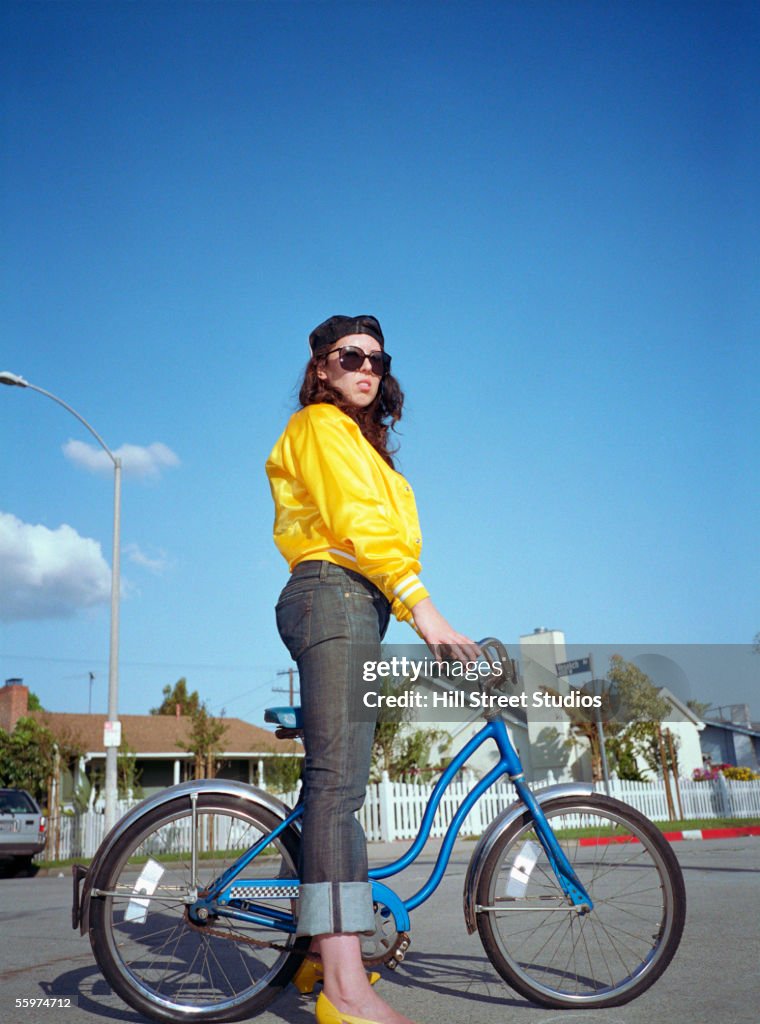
[124,858,165,923]
[505,840,540,897]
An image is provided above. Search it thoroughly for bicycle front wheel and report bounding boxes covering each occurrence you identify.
[476,794,686,1008]
[88,793,307,1023]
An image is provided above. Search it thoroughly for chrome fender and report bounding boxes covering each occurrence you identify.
[463,782,595,934]
[77,779,299,935]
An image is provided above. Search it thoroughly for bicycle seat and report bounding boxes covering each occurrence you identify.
[264,706,303,730]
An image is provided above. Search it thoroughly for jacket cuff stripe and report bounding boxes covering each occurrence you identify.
[399,581,425,604]
[395,577,426,606]
[394,575,420,598]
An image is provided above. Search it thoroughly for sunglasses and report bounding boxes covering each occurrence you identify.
[324,345,392,376]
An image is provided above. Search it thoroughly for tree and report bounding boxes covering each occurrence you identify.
[91,736,144,802]
[0,716,84,807]
[392,727,451,780]
[628,721,681,777]
[686,698,712,719]
[603,656,675,780]
[546,656,674,782]
[177,701,228,779]
[599,724,646,782]
[538,682,618,784]
[262,755,302,794]
[118,737,143,800]
[151,678,200,716]
[369,679,451,780]
[607,656,672,724]
[371,679,410,778]
[0,717,56,803]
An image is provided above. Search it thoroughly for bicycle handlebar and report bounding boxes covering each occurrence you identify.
[475,636,519,693]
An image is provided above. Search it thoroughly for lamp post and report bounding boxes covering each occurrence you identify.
[1,371,122,832]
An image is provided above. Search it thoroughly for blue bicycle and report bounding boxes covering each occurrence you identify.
[73,639,686,1021]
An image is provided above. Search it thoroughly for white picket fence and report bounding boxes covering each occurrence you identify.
[39,773,760,861]
[41,799,134,864]
[353,771,760,842]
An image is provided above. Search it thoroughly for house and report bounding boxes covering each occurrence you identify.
[700,706,760,770]
[391,630,711,784]
[0,679,301,803]
[519,628,580,783]
[517,630,706,783]
[369,640,531,779]
[405,672,530,779]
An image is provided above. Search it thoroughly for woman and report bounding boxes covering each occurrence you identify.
[266,314,476,1024]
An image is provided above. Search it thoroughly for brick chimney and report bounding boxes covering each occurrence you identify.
[0,679,30,732]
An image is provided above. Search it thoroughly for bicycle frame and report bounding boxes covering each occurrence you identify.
[190,714,593,935]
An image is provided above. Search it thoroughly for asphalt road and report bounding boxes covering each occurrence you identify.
[0,836,758,1024]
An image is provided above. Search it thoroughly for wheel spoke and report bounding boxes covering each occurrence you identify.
[477,796,685,1007]
[89,796,305,1021]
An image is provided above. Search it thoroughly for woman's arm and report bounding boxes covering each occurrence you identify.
[411,597,480,663]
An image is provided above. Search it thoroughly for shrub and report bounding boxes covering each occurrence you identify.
[692,763,730,782]
[691,763,760,782]
[721,765,760,781]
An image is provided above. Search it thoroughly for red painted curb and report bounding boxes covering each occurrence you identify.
[579,825,760,846]
[700,826,760,840]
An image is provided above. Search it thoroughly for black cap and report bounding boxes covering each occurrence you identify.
[309,314,384,353]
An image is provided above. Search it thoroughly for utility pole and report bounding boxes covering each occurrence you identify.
[1,371,123,832]
[274,668,298,704]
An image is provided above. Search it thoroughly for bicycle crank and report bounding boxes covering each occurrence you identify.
[361,901,411,968]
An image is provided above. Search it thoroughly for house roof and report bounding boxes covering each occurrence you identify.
[32,711,300,757]
[655,687,703,726]
[702,718,760,740]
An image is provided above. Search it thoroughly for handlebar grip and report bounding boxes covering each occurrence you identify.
[476,637,518,687]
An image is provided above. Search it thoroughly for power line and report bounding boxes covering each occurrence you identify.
[0,652,282,673]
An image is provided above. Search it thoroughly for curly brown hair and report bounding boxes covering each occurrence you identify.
[298,356,405,468]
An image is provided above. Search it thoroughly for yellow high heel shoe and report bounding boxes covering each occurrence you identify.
[315,991,386,1024]
[293,959,381,995]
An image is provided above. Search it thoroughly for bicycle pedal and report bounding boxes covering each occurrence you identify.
[386,932,411,969]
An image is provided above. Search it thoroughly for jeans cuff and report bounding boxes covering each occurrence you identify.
[295,881,376,936]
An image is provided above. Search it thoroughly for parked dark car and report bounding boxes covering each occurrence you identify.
[0,788,47,867]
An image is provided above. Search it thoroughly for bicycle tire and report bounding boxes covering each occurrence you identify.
[88,792,308,1023]
[476,794,686,1008]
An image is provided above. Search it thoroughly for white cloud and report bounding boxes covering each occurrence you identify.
[0,511,111,622]
[63,440,180,479]
[125,543,171,575]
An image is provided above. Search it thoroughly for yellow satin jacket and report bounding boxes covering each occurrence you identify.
[265,402,430,624]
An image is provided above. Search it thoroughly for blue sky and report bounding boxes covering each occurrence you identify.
[2,0,758,725]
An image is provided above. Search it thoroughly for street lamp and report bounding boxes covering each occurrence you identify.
[1,371,123,832]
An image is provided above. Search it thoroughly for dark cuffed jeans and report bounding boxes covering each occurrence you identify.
[275,560,390,937]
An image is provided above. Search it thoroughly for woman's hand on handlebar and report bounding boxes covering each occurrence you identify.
[411,598,481,664]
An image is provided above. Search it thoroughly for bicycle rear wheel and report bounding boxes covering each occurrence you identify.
[88,793,307,1023]
[476,794,686,1008]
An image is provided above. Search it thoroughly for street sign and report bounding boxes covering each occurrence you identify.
[103,720,122,748]
[555,657,591,677]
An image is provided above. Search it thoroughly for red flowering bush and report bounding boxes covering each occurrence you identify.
[692,763,732,782]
